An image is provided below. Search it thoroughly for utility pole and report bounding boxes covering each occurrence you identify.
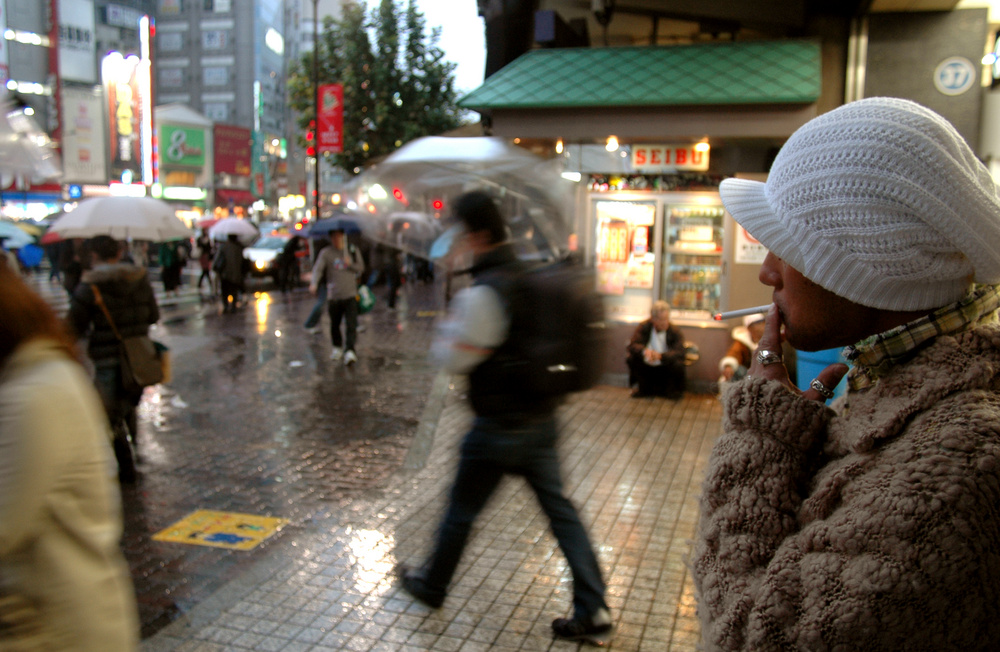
[312,0,321,221]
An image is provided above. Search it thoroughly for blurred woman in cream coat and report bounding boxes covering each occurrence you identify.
[0,263,138,651]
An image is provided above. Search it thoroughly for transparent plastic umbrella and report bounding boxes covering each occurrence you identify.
[208,217,259,244]
[356,137,574,261]
[48,197,193,241]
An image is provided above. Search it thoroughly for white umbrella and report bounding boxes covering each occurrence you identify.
[208,217,259,243]
[48,196,193,241]
[358,137,574,260]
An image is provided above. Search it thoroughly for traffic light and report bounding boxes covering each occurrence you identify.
[431,199,444,211]
[306,120,316,157]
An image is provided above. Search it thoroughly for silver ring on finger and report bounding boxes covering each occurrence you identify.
[810,378,835,400]
[755,349,783,366]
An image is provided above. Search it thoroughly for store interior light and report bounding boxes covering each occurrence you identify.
[555,139,564,154]
[694,142,710,153]
[606,136,619,152]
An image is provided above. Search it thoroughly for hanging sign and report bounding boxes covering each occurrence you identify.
[317,83,343,154]
[631,144,709,172]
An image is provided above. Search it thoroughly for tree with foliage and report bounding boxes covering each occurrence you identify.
[287,0,464,174]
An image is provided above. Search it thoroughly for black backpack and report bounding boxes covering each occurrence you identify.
[476,255,607,401]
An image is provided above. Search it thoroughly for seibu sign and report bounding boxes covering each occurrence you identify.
[631,144,709,172]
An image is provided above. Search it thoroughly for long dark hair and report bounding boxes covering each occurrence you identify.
[0,263,79,368]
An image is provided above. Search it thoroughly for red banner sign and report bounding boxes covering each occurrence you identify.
[317,83,343,154]
[214,123,252,176]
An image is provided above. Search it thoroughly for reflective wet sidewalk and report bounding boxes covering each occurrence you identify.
[26,267,722,650]
[142,382,721,651]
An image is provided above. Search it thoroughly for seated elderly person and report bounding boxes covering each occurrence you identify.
[693,97,1000,649]
[626,300,686,399]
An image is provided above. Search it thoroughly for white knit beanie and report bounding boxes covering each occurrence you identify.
[719,97,1000,311]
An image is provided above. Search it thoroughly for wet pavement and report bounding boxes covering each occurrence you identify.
[29,267,723,650]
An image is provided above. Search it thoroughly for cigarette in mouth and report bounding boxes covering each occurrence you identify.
[713,305,772,321]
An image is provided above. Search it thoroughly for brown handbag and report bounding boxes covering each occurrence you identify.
[91,285,166,391]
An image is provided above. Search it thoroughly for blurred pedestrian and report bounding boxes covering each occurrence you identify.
[625,300,686,398]
[196,229,214,292]
[59,238,86,298]
[44,239,62,283]
[382,245,402,309]
[303,237,330,333]
[400,191,611,643]
[693,97,1000,649]
[68,235,159,479]
[309,229,363,365]
[277,235,303,293]
[0,262,140,651]
[158,240,183,297]
[213,234,246,313]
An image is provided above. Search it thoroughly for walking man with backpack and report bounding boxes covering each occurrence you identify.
[399,191,612,643]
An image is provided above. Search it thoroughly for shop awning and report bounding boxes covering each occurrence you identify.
[215,188,258,206]
[458,39,821,111]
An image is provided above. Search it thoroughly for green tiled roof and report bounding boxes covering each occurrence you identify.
[459,40,821,110]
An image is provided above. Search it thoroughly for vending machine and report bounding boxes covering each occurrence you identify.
[591,192,727,323]
[660,200,725,319]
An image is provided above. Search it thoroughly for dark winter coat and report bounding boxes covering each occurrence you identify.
[68,263,160,363]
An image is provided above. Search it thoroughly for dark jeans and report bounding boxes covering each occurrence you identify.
[94,361,139,441]
[627,356,685,397]
[327,296,358,351]
[304,284,327,328]
[422,415,608,620]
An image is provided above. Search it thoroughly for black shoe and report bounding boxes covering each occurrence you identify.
[552,609,613,642]
[401,571,445,609]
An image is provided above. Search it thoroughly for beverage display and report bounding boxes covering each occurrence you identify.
[663,205,725,315]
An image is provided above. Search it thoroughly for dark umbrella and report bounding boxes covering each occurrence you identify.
[304,216,362,237]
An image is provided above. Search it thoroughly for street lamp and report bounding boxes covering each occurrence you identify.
[312,0,321,221]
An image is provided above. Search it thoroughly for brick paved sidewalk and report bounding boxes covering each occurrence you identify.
[143,383,722,651]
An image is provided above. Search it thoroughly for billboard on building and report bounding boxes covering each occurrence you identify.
[102,52,148,184]
[0,3,8,84]
[160,124,208,187]
[61,86,108,183]
[59,0,98,83]
[214,124,251,177]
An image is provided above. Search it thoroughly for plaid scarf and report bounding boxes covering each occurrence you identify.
[845,285,1000,391]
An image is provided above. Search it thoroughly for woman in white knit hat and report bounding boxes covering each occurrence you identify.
[692,97,1000,651]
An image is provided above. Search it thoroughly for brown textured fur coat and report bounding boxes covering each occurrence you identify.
[693,323,1000,650]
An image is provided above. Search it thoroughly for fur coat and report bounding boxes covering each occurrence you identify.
[693,323,1000,650]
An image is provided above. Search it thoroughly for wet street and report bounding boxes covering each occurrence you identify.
[127,280,446,637]
[31,269,721,650]
[34,272,447,638]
